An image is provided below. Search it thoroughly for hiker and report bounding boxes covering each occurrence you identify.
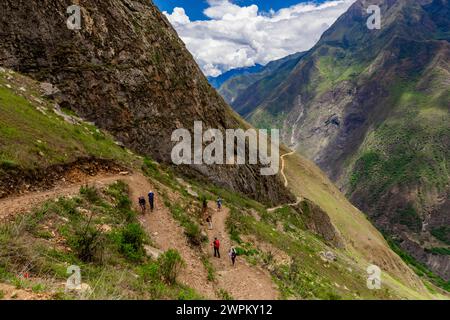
[229,247,237,266]
[148,191,155,212]
[206,215,213,230]
[202,198,208,215]
[216,197,222,211]
[212,237,220,258]
[138,196,146,214]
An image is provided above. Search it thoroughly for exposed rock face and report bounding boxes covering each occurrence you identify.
[295,199,344,248]
[218,0,450,279]
[0,0,294,206]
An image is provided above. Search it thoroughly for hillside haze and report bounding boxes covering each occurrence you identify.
[218,0,450,281]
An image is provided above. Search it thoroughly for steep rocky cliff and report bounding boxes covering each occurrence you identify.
[218,0,450,281]
[0,0,293,206]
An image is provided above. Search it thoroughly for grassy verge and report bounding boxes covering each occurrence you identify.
[0,181,200,299]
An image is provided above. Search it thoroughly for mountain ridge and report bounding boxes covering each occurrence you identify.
[216,0,450,282]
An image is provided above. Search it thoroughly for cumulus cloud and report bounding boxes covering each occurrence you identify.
[164,0,356,77]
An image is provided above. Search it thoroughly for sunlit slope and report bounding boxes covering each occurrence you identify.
[282,147,446,299]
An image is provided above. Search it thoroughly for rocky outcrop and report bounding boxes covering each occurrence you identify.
[294,199,344,248]
[0,0,294,206]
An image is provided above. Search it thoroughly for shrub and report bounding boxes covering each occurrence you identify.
[138,262,161,282]
[184,222,205,246]
[158,249,185,285]
[69,224,105,263]
[431,227,450,245]
[178,287,202,300]
[115,223,146,261]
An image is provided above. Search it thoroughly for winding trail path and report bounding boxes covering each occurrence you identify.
[206,203,279,300]
[280,150,296,187]
[267,150,302,212]
[0,171,280,300]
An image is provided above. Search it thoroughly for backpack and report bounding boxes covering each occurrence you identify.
[214,240,220,248]
[139,197,145,204]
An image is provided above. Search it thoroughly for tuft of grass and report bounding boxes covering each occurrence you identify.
[113,223,146,262]
[217,289,234,300]
[201,256,216,282]
[158,249,185,285]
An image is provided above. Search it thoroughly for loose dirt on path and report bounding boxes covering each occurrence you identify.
[0,172,216,299]
[0,170,280,300]
[0,173,128,221]
[127,175,217,299]
[267,150,302,212]
[280,150,296,187]
[0,283,50,300]
[206,202,279,300]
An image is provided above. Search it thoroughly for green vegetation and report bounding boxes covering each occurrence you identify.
[431,227,450,245]
[425,247,450,256]
[113,222,146,262]
[392,205,422,233]
[165,202,206,246]
[201,256,216,282]
[157,249,185,285]
[0,72,134,173]
[0,181,199,299]
[217,289,234,300]
[386,237,450,292]
[217,190,391,299]
[315,53,365,96]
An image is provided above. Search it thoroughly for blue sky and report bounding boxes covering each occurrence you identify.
[154,0,329,21]
[155,0,355,76]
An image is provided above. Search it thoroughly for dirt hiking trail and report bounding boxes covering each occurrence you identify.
[0,171,280,300]
[206,202,279,300]
[267,150,302,212]
[0,172,217,299]
[127,174,217,299]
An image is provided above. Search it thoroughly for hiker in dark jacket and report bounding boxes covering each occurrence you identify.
[216,197,222,211]
[229,247,237,266]
[202,198,208,215]
[138,196,146,214]
[148,191,154,212]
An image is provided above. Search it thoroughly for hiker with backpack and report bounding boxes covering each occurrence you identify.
[148,191,155,212]
[138,196,146,214]
[212,237,220,258]
[229,247,237,266]
[216,197,222,211]
[206,215,213,230]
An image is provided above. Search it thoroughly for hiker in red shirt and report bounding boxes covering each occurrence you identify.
[213,237,220,258]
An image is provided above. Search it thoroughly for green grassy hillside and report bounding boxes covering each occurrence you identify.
[0,69,445,300]
[0,69,134,172]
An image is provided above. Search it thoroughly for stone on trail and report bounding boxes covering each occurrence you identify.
[144,245,163,260]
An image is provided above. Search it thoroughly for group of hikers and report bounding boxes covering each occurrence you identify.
[212,237,237,266]
[138,191,154,214]
[138,193,237,266]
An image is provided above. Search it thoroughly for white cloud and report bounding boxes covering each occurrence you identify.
[164,0,356,77]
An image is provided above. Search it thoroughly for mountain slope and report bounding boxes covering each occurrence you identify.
[0,0,292,207]
[222,0,450,282]
[207,64,264,89]
[218,52,306,107]
[0,0,447,300]
[0,69,445,299]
